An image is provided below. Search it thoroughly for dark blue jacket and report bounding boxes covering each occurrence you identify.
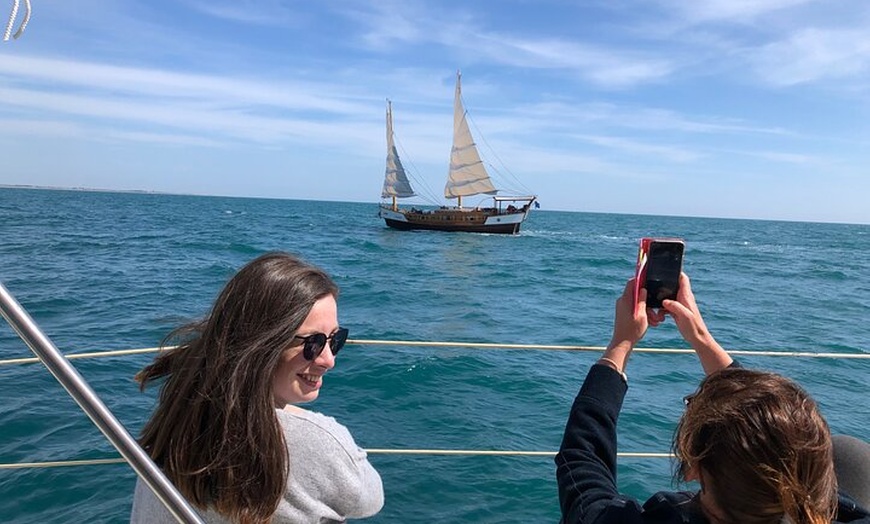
[555,364,870,523]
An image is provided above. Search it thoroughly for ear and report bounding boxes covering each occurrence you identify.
[684,462,700,482]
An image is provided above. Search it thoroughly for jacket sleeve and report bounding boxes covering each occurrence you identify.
[555,364,645,524]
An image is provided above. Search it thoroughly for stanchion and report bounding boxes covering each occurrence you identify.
[0,281,203,524]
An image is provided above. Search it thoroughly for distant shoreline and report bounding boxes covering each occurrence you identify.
[0,184,367,207]
[0,184,167,195]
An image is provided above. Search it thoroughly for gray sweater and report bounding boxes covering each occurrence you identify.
[130,408,384,523]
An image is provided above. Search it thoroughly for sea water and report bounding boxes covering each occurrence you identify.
[0,187,867,523]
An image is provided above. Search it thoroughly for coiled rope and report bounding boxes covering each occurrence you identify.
[1,339,867,367]
[3,0,31,41]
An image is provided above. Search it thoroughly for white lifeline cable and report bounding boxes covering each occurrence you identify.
[3,0,31,41]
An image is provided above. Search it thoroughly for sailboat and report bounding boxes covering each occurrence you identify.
[378,72,537,234]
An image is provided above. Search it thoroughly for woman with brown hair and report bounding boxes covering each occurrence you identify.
[130,252,383,524]
[556,273,869,524]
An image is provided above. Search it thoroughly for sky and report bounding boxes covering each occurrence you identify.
[0,0,868,224]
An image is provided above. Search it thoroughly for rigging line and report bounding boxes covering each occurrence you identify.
[0,451,676,469]
[484,165,531,197]
[0,341,867,367]
[395,142,440,205]
[3,0,30,41]
[391,124,441,205]
[461,93,534,196]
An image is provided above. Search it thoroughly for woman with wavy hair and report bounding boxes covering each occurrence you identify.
[556,273,869,524]
[130,252,383,524]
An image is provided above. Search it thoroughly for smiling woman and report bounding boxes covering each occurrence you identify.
[129,252,383,524]
[272,296,347,406]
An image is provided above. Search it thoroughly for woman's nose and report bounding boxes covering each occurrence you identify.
[315,343,336,369]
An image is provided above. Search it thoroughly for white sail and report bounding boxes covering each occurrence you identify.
[445,71,497,199]
[382,100,415,198]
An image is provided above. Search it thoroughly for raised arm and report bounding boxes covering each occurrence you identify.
[555,279,650,523]
[662,273,732,375]
[598,278,655,374]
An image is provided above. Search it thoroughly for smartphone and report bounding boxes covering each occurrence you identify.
[634,238,685,310]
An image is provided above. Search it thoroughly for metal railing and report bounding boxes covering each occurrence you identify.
[0,281,204,524]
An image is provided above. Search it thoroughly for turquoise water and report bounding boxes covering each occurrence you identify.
[0,187,868,523]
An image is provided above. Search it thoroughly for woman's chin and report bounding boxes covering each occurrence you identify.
[274,389,320,407]
[293,386,321,404]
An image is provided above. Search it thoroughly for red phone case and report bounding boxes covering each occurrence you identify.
[633,238,652,314]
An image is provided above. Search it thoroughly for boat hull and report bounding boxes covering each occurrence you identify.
[379,207,529,234]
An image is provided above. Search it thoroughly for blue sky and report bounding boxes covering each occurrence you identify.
[1,0,868,224]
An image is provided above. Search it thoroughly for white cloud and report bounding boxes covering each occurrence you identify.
[342,2,676,88]
[662,0,815,24]
[510,101,790,136]
[750,150,824,165]
[470,35,676,88]
[343,1,429,50]
[0,118,84,137]
[0,84,378,147]
[183,0,305,27]
[571,134,702,163]
[0,55,370,114]
[751,28,870,86]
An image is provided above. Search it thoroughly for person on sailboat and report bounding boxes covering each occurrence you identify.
[556,272,870,524]
[130,252,383,524]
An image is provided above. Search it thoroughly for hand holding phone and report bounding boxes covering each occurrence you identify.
[633,238,685,312]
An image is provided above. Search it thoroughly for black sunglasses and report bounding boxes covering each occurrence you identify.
[293,327,349,361]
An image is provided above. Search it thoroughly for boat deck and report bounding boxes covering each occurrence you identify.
[380,206,529,234]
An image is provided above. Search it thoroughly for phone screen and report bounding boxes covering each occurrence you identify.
[644,240,684,308]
